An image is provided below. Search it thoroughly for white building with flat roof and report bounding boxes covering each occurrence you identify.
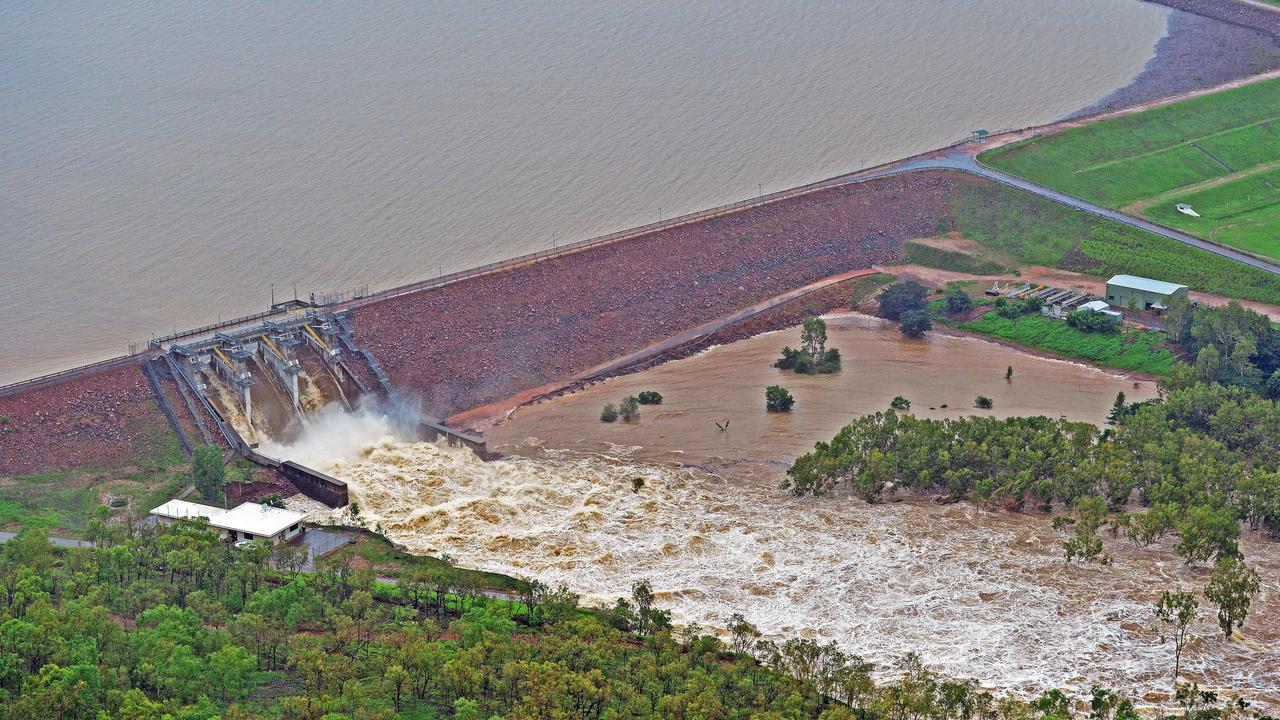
[151,500,305,543]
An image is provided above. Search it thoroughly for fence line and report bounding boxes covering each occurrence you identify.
[0,353,151,398]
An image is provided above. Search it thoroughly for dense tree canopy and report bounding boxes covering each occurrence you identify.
[785,382,1280,566]
[9,520,1253,720]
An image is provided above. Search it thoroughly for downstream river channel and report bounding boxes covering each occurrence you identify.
[272,322,1277,710]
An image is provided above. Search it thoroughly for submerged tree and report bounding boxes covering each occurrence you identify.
[1204,557,1261,639]
[801,316,828,359]
[776,317,841,374]
[1153,590,1198,689]
[619,395,640,422]
[765,385,795,412]
[600,404,618,423]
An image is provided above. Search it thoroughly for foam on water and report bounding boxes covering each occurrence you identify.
[298,436,1278,709]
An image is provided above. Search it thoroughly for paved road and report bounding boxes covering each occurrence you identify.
[0,530,93,549]
[845,149,1280,277]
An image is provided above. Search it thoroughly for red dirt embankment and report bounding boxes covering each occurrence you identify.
[0,364,169,476]
[350,171,961,419]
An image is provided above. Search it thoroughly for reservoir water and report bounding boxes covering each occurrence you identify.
[0,0,1169,384]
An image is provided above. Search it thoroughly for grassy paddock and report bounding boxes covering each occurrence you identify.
[980,78,1280,205]
[978,78,1280,262]
[1145,171,1280,261]
[903,241,1006,275]
[0,425,187,537]
[960,312,1175,374]
[950,181,1280,304]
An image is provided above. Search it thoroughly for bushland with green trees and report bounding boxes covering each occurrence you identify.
[776,317,841,374]
[0,520,1271,719]
[786,380,1278,580]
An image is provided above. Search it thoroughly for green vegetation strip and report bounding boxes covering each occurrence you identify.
[950,182,1280,305]
[960,312,1175,374]
[978,77,1280,263]
[903,241,1005,275]
[980,78,1280,206]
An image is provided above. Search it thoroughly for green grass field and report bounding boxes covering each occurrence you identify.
[949,181,1280,305]
[0,423,187,537]
[1144,170,1280,260]
[903,241,1006,275]
[979,78,1280,262]
[960,312,1176,375]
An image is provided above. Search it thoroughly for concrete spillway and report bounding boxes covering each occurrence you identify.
[166,311,370,447]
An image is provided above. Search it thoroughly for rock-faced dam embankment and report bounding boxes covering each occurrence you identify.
[349,171,958,419]
[0,170,966,477]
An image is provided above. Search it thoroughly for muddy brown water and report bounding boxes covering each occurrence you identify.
[274,321,1276,710]
[487,313,1161,473]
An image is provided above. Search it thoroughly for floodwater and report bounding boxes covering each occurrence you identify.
[0,0,1171,384]
[274,324,1276,708]
[487,314,1160,474]
[316,441,1279,710]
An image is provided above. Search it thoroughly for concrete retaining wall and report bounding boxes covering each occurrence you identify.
[277,461,350,508]
[417,420,489,458]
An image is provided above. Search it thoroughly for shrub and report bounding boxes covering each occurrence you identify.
[890,396,911,410]
[600,404,618,423]
[774,346,840,374]
[878,281,929,320]
[619,396,640,422]
[994,296,1042,318]
[774,346,803,370]
[637,391,663,405]
[975,396,994,409]
[1065,308,1119,333]
[899,310,933,337]
[945,289,973,315]
[765,386,795,412]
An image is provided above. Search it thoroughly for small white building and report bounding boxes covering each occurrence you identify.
[1079,299,1125,321]
[151,500,306,543]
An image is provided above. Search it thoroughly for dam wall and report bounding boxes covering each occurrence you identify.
[348,171,965,419]
[1,169,972,477]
